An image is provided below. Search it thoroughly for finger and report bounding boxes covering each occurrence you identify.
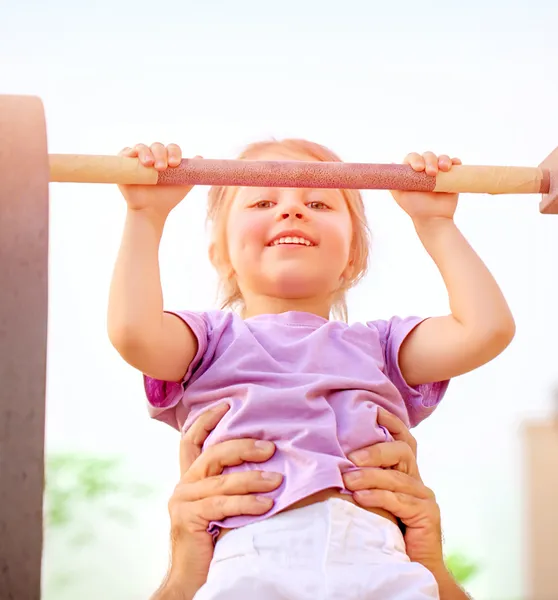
[183,438,276,483]
[403,152,424,171]
[179,403,230,475]
[150,142,168,170]
[348,440,417,475]
[167,143,183,167]
[134,143,154,166]
[451,157,462,165]
[343,467,431,499]
[182,404,230,451]
[168,494,274,535]
[192,494,274,522]
[118,146,137,157]
[352,489,420,519]
[174,470,283,503]
[437,154,452,172]
[376,407,417,457]
[352,489,440,527]
[422,151,438,176]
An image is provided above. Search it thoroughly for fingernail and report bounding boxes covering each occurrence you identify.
[261,471,282,481]
[354,490,373,499]
[348,450,368,464]
[212,403,229,414]
[155,161,165,169]
[256,495,273,504]
[255,440,274,451]
[344,471,362,483]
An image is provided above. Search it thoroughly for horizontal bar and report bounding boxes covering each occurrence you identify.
[49,154,550,195]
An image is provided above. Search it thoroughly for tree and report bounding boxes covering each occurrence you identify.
[43,451,153,597]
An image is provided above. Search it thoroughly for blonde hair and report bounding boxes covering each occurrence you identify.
[207,138,371,321]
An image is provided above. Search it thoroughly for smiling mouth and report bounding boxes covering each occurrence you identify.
[268,235,316,247]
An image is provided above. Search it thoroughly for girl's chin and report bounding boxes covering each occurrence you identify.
[261,275,337,300]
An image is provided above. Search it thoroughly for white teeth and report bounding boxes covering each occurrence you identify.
[272,236,313,246]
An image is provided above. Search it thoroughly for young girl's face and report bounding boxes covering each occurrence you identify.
[224,149,354,310]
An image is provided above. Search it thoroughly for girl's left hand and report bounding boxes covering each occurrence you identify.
[391,152,462,222]
[343,407,446,575]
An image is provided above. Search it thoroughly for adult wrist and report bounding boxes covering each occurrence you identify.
[423,561,452,580]
[423,563,472,599]
[164,536,213,598]
[161,570,206,600]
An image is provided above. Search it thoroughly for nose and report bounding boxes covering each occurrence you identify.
[275,196,307,221]
[280,209,304,220]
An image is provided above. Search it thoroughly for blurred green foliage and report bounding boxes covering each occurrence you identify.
[44,452,152,537]
[445,551,480,585]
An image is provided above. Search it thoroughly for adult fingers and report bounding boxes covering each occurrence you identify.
[343,467,432,499]
[179,403,230,476]
[350,489,439,525]
[376,407,418,457]
[198,494,274,520]
[182,438,276,484]
[169,494,274,536]
[174,470,283,503]
[348,439,419,478]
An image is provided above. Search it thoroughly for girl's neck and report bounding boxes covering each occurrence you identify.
[242,295,331,320]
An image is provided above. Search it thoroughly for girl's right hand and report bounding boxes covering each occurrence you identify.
[117,143,198,216]
[162,404,282,598]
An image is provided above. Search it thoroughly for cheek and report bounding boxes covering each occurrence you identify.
[322,216,353,258]
[226,212,269,265]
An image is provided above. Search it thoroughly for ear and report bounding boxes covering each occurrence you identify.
[341,252,355,283]
[208,242,218,268]
[209,241,235,276]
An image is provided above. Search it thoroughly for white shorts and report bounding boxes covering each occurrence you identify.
[194,497,439,600]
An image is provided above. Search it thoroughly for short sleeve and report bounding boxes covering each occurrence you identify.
[143,310,209,430]
[370,316,449,427]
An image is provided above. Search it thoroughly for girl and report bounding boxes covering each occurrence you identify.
[108,139,514,599]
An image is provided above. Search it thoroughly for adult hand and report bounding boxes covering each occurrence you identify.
[343,407,443,573]
[153,403,283,599]
[342,409,472,599]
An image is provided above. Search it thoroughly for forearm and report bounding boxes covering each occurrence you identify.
[150,574,204,600]
[150,575,194,600]
[413,218,514,339]
[108,208,167,347]
[150,535,213,600]
[150,558,209,600]
[429,565,473,600]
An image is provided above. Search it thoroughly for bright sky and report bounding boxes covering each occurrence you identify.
[3,1,558,598]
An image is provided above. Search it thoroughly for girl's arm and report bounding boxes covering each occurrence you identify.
[108,143,199,382]
[399,217,515,386]
[107,207,197,382]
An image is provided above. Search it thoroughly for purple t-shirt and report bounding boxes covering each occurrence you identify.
[144,310,449,534]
